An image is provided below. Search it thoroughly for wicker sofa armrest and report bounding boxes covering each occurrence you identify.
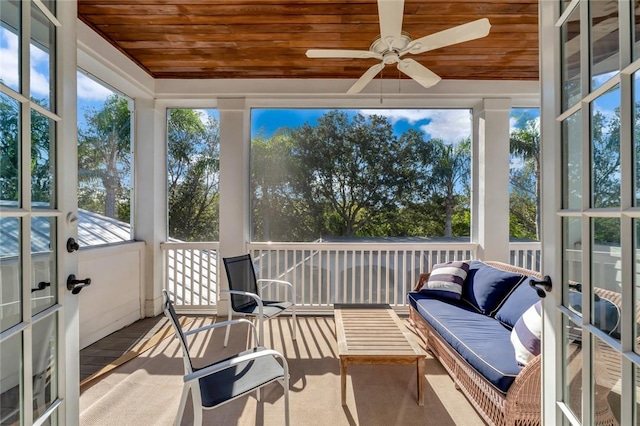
[414,272,430,292]
[503,354,542,426]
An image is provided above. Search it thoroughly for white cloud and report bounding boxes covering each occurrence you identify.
[0,28,20,90]
[77,73,113,101]
[1,28,53,97]
[359,108,472,144]
[359,109,437,125]
[419,110,472,144]
[24,39,50,97]
[510,115,540,133]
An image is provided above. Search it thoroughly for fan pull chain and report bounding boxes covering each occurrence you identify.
[379,67,383,104]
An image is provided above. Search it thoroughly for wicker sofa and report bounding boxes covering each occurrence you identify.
[408,260,619,426]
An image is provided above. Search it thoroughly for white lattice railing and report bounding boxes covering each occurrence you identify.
[160,242,219,311]
[160,240,542,311]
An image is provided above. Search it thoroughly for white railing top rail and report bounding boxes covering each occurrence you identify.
[248,241,479,251]
[160,241,220,250]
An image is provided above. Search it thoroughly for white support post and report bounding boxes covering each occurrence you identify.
[218,98,250,316]
[134,99,167,317]
[473,98,512,263]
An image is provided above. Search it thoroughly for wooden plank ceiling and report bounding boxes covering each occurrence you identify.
[77,0,539,82]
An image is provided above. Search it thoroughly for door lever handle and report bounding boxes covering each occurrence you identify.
[530,276,552,298]
[31,281,51,292]
[67,274,91,295]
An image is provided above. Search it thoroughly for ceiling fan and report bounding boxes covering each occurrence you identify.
[305,0,491,94]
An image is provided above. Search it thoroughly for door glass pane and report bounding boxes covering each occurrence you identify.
[0,217,22,332]
[590,0,619,90]
[593,337,621,424]
[31,109,55,208]
[30,2,55,110]
[635,72,640,206]
[563,315,582,422]
[562,0,574,14]
[635,219,640,354]
[636,365,640,423]
[592,217,621,339]
[32,314,57,422]
[39,1,55,15]
[0,332,23,425]
[0,0,20,93]
[562,4,581,110]
[592,86,621,208]
[635,1,640,60]
[0,92,21,207]
[31,217,55,314]
[562,112,582,209]
[563,217,582,305]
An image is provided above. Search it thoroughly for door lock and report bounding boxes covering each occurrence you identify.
[66,237,79,253]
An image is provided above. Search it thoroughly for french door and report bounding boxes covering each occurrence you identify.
[0,1,78,425]
[541,0,640,424]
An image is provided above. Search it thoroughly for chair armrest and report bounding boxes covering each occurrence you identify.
[221,289,264,307]
[222,289,265,318]
[257,279,296,301]
[183,318,258,343]
[183,348,289,384]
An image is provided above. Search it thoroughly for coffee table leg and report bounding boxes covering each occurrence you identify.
[417,357,425,406]
[341,359,347,406]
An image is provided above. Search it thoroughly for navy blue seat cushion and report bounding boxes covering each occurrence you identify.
[408,292,521,393]
[494,276,541,328]
[198,347,284,408]
[237,300,293,318]
[462,261,526,315]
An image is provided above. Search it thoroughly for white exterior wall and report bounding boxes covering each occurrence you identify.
[77,242,145,349]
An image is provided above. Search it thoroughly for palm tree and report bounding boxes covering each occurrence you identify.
[510,118,540,240]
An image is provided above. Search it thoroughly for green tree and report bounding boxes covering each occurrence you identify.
[78,94,131,220]
[398,134,470,238]
[167,109,220,241]
[510,114,540,240]
[428,138,471,237]
[251,128,318,241]
[1,93,54,204]
[289,111,415,237]
[592,109,620,208]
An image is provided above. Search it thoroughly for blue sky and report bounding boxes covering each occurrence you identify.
[252,108,540,144]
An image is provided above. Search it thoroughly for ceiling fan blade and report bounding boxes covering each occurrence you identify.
[397,58,441,89]
[306,49,382,60]
[347,63,385,94]
[400,18,491,56]
[378,0,404,49]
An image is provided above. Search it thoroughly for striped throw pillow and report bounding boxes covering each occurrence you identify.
[510,301,542,366]
[419,261,469,301]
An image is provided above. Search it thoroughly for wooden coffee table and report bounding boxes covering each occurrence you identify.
[334,303,426,406]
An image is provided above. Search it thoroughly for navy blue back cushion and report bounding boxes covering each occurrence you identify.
[462,261,526,315]
[568,290,621,339]
[494,276,541,328]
